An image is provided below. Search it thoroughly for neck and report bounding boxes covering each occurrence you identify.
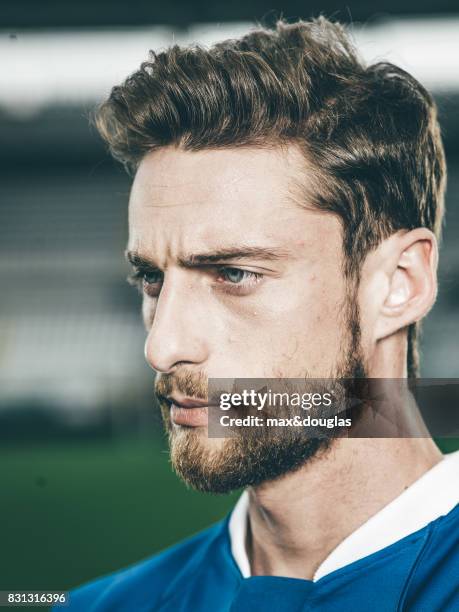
[247,436,442,579]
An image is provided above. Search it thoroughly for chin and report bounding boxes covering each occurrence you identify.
[166,419,333,494]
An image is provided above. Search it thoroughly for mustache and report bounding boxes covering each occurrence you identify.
[155,370,208,402]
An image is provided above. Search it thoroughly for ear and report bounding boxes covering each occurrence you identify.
[374,228,438,341]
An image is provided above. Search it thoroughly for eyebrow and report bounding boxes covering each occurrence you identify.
[125,246,290,269]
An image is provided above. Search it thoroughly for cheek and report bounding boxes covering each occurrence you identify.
[261,271,345,331]
[215,274,347,376]
[272,303,345,373]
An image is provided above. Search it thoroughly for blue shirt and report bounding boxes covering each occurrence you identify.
[60,503,459,611]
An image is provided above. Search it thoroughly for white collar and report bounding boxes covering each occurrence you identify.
[229,450,459,581]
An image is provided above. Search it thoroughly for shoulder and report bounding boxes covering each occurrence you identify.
[59,519,228,611]
[403,503,459,610]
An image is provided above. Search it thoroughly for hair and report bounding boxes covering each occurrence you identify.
[95,16,446,377]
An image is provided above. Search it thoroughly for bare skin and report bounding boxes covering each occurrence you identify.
[247,438,441,579]
[128,144,443,580]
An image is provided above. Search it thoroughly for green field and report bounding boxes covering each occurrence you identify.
[0,437,457,603]
[0,438,238,595]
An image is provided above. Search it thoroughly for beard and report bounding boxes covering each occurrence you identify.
[155,288,367,494]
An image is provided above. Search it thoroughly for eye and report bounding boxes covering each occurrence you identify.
[216,266,263,295]
[127,268,163,297]
[143,270,163,285]
[141,270,163,298]
[221,267,251,283]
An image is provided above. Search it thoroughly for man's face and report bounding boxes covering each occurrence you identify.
[128,145,365,492]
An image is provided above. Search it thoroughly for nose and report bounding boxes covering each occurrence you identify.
[144,272,209,374]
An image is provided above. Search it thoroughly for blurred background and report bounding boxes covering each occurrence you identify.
[0,0,458,601]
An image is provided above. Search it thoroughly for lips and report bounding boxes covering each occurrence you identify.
[167,396,209,408]
[166,396,210,427]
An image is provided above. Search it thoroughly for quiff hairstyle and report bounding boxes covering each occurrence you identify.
[95,16,446,377]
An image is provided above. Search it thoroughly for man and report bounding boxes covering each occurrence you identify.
[65,16,458,611]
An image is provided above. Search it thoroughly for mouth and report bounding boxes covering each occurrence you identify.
[165,396,211,428]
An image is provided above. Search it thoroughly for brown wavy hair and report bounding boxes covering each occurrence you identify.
[95,16,447,377]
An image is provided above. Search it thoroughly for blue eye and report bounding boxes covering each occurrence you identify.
[222,268,249,283]
[216,267,264,295]
[126,268,163,297]
[143,270,163,285]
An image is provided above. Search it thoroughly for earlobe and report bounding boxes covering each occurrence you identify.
[375,229,438,341]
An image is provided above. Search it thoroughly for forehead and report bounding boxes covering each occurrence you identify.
[128,145,335,256]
